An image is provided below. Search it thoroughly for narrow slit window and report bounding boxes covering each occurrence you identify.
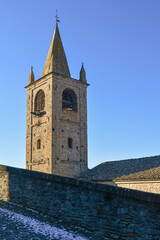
[37,139,41,149]
[68,138,73,149]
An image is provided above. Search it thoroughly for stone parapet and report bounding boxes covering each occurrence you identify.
[0,164,160,239]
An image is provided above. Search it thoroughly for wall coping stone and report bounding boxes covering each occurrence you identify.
[1,164,160,204]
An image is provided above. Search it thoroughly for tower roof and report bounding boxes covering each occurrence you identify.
[42,24,71,77]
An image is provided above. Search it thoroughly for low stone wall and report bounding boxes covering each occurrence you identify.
[0,164,160,239]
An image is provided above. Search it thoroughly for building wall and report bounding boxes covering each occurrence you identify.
[99,180,160,194]
[26,72,88,178]
[0,165,160,239]
[26,74,53,173]
[52,74,88,177]
[116,180,160,194]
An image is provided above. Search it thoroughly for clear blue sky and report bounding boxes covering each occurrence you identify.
[0,0,160,169]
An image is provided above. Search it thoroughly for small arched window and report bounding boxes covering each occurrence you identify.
[35,90,45,112]
[62,89,77,111]
[37,139,41,149]
[68,138,73,149]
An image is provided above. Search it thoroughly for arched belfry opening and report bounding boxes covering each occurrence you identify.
[35,90,45,113]
[62,89,77,111]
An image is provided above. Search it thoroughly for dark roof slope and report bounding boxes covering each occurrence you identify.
[80,155,160,181]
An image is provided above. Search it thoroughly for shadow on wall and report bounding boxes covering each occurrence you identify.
[0,164,160,239]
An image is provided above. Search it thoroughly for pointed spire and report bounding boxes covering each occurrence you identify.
[79,63,86,83]
[42,24,71,78]
[28,66,34,85]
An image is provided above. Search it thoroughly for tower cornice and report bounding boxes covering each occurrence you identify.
[25,71,89,89]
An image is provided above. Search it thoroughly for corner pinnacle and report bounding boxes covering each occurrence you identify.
[28,66,35,85]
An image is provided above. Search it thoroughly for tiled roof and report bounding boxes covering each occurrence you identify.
[80,155,160,181]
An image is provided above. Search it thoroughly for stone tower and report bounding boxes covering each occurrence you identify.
[25,22,89,178]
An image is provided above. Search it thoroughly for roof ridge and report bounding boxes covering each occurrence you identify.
[98,154,160,166]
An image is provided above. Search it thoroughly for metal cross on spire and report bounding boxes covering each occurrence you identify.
[55,9,60,25]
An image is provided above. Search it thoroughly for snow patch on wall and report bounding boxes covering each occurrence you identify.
[0,207,88,240]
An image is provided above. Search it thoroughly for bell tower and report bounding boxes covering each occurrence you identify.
[25,20,89,178]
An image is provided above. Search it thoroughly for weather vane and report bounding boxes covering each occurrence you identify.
[55,9,60,25]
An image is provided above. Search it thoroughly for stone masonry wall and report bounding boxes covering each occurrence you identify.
[100,180,160,194]
[51,74,88,178]
[26,74,53,173]
[26,72,88,178]
[116,181,160,194]
[0,165,160,239]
